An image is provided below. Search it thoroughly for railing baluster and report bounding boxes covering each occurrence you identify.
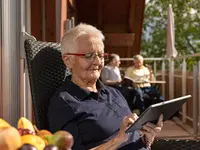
[71,17,75,28]
[162,60,166,98]
[193,64,198,136]
[182,59,187,123]
[169,59,175,99]
[153,61,157,80]
[66,19,71,31]
[198,61,200,135]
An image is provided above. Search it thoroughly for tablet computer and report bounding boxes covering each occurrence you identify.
[125,95,191,133]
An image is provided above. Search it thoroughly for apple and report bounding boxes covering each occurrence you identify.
[46,131,74,150]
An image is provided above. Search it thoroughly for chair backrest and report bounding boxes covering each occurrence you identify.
[24,39,71,129]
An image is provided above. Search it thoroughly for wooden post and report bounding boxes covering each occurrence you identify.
[129,0,145,55]
[45,0,56,42]
[31,0,43,40]
[97,0,103,30]
[31,0,67,42]
[57,0,67,42]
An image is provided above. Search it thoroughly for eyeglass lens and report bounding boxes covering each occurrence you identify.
[84,52,108,61]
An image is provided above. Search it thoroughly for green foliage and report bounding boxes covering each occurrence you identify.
[141,0,200,58]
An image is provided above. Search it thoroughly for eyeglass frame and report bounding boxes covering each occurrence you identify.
[63,52,109,61]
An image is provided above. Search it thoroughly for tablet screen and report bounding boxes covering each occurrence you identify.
[125,95,191,133]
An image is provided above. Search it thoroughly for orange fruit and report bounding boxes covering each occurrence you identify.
[0,127,21,150]
[37,130,52,145]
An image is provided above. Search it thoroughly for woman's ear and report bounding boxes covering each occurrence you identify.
[62,55,74,70]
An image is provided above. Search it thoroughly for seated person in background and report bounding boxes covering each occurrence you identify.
[101,53,122,85]
[48,23,163,150]
[125,55,164,110]
[101,54,145,114]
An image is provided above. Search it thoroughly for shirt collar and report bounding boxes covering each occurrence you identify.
[64,76,105,101]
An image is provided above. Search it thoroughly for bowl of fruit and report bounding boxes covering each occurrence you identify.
[0,117,73,150]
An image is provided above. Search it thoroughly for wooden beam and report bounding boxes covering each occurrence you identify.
[43,0,67,42]
[59,0,67,41]
[130,0,146,55]
[31,0,43,40]
[128,0,136,33]
[104,33,135,47]
[97,0,103,30]
[45,0,56,42]
[67,0,76,20]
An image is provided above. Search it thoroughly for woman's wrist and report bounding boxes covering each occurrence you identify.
[114,132,130,147]
[141,136,154,149]
[113,136,125,146]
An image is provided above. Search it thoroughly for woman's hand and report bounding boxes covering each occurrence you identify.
[115,113,138,144]
[140,114,163,148]
[90,114,138,150]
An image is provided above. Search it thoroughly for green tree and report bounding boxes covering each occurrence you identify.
[141,0,200,58]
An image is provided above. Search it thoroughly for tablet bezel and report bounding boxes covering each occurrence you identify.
[125,95,191,133]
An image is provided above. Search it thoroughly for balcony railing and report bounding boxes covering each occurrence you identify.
[121,53,200,137]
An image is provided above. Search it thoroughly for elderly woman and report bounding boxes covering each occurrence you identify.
[125,55,164,110]
[125,55,155,88]
[47,23,163,150]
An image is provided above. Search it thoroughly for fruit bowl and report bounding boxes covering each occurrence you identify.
[0,117,73,150]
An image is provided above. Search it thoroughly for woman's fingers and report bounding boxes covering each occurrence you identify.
[116,116,136,143]
[142,125,157,135]
[121,113,138,130]
[157,114,163,127]
[143,114,163,133]
[120,116,135,132]
[130,113,138,122]
[144,122,162,133]
[145,122,156,129]
[139,114,163,148]
[120,116,128,131]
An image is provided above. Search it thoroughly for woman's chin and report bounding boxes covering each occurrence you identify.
[87,73,100,81]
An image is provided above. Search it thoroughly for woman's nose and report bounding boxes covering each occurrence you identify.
[93,55,102,64]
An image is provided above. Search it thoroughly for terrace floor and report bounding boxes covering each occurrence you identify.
[157,117,195,140]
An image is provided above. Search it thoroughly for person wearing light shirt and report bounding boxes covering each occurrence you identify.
[101,54,146,114]
[125,55,163,110]
[101,53,121,85]
[125,55,155,88]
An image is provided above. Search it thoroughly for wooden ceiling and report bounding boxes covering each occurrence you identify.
[30,0,145,61]
[72,0,146,59]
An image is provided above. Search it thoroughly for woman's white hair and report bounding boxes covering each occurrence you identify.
[61,23,105,55]
[133,54,144,61]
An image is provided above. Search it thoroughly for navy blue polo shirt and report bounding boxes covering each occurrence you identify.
[48,77,147,150]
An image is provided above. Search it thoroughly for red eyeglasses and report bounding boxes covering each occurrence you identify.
[63,52,109,61]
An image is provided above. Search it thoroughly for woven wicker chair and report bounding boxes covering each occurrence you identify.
[24,39,71,130]
[24,39,200,149]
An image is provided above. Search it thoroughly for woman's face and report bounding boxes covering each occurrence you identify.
[71,35,104,82]
[113,56,121,67]
[134,58,143,68]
